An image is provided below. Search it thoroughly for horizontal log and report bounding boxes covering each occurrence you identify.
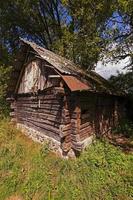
[18,120,60,142]
[17,108,62,117]
[80,122,91,129]
[17,110,70,125]
[80,131,89,139]
[17,93,62,101]
[27,116,60,128]
[80,133,93,142]
[17,92,62,100]
[16,106,63,115]
[27,117,60,133]
[60,124,72,132]
[16,104,63,111]
[80,127,93,137]
[16,111,62,123]
[80,124,93,132]
[16,99,62,105]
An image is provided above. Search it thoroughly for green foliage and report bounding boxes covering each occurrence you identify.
[62,0,115,68]
[0,119,133,200]
[109,72,133,93]
[0,0,116,70]
[0,0,133,69]
[113,119,133,138]
[103,0,133,69]
[0,66,12,118]
[0,66,12,98]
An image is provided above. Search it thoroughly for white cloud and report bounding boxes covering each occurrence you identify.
[95,57,130,79]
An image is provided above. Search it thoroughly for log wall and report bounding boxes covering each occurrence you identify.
[12,88,65,142]
[79,92,126,140]
[10,88,126,156]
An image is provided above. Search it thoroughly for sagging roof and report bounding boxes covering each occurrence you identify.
[20,38,83,76]
[62,76,91,91]
[10,38,124,96]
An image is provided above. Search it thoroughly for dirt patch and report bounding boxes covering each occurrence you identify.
[106,132,133,153]
[7,195,23,200]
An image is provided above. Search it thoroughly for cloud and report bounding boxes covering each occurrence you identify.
[95,57,130,79]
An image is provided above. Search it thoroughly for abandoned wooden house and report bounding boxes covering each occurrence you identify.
[8,39,126,157]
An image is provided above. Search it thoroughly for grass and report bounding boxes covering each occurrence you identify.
[0,119,133,200]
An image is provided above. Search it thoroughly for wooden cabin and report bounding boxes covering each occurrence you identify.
[8,39,126,157]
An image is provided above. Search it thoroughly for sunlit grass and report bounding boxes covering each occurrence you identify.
[0,119,133,200]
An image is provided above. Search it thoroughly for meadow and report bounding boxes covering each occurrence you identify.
[0,119,133,200]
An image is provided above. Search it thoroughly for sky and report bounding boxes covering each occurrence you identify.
[95,10,131,80]
[95,57,130,79]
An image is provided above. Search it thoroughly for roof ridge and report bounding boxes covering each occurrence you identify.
[20,38,83,73]
[20,38,124,96]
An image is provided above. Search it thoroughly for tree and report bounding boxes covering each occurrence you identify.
[109,71,133,93]
[103,0,133,70]
[1,0,132,70]
[62,0,116,69]
[0,0,64,63]
[0,0,115,69]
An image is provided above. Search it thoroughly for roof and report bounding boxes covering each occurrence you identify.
[62,76,91,91]
[10,38,124,96]
[20,38,83,76]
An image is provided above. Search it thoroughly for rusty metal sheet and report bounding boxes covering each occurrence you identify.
[62,75,90,91]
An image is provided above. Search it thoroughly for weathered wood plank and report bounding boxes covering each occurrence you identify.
[18,119,60,142]
[80,122,90,129]
[16,107,62,115]
[16,111,62,123]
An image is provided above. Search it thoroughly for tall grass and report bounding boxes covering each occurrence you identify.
[0,119,133,200]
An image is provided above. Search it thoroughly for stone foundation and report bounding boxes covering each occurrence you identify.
[17,123,94,158]
[17,123,63,156]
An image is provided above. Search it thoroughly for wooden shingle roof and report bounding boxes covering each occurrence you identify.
[20,38,84,76]
[9,38,124,96]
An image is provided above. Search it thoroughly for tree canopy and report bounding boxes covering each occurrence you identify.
[109,71,133,93]
[103,0,133,70]
[0,0,116,69]
[0,0,132,69]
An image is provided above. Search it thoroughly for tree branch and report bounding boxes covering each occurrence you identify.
[114,31,133,41]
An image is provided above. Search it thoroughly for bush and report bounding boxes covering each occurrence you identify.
[0,65,12,118]
[0,97,10,119]
[113,119,133,138]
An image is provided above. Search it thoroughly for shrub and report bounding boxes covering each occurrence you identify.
[113,119,133,138]
[0,65,12,118]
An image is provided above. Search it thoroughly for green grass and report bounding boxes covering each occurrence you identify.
[0,119,133,200]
